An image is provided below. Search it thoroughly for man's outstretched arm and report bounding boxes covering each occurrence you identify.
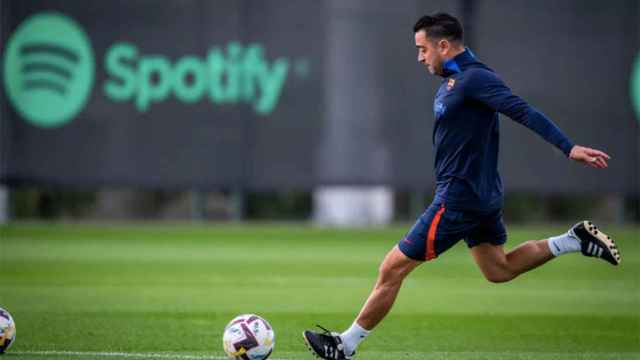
[464,68,610,168]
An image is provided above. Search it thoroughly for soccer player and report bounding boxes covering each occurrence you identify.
[303,13,621,360]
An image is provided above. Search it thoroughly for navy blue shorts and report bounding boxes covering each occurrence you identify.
[398,202,507,261]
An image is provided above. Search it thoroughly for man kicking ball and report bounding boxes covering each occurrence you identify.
[303,12,621,360]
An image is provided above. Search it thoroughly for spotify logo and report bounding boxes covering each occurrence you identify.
[3,11,300,128]
[3,12,95,128]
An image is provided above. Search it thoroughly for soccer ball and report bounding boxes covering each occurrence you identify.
[0,308,16,354]
[222,314,275,360]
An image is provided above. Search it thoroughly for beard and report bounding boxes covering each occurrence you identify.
[427,63,441,76]
[426,58,442,76]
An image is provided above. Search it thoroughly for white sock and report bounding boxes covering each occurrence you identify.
[548,231,581,256]
[340,322,370,355]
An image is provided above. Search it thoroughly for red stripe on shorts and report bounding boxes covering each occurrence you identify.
[426,205,445,260]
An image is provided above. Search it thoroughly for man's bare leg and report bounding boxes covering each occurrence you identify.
[354,245,422,330]
[471,221,622,283]
[470,240,553,283]
[302,245,421,359]
[303,222,620,359]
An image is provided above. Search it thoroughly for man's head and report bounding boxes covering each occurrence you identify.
[414,13,465,76]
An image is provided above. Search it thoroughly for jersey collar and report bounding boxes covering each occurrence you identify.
[441,47,476,77]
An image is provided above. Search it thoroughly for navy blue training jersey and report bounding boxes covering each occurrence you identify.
[431,48,574,211]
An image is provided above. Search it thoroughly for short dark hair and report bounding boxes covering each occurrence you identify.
[413,13,463,44]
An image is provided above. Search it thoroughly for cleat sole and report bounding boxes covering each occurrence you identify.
[581,220,621,265]
[302,332,322,359]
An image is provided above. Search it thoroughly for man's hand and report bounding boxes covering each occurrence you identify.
[569,145,610,169]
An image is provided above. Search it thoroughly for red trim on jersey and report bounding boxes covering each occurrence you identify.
[426,205,445,260]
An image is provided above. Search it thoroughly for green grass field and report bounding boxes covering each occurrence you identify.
[1,223,638,359]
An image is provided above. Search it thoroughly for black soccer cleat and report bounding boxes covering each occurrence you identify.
[303,325,354,360]
[570,220,621,266]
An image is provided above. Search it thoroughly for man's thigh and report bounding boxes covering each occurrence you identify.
[469,242,508,279]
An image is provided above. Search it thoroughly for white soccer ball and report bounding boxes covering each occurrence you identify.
[0,308,16,354]
[222,314,275,360]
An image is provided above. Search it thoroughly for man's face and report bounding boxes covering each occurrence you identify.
[415,30,445,76]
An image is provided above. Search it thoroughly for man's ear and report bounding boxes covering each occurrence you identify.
[437,39,449,54]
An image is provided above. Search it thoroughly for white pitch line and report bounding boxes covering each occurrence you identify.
[14,350,290,360]
[15,351,224,359]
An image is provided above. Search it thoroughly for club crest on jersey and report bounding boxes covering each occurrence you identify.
[447,78,456,90]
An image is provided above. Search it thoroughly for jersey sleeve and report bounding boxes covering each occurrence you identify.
[464,68,575,156]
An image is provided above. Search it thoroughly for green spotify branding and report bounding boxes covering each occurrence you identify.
[3,12,94,127]
[3,12,293,128]
[103,42,288,115]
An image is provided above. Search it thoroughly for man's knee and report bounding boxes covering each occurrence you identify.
[481,258,516,283]
[471,243,517,283]
[376,248,417,287]
[485,274,514,284]
[483,268,516,283]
